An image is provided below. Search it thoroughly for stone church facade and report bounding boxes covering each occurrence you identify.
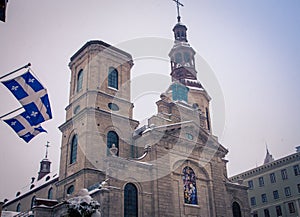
[2,15,251,217]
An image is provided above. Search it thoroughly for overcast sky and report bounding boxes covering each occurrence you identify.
[0,0,300,200]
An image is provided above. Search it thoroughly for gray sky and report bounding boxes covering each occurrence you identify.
[0,0,300,200]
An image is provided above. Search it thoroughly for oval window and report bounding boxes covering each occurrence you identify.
[108,103,119,111]
[186,133,193,140]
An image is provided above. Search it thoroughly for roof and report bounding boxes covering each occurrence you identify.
[70,40,133,62]
[1,211,20,217]
[229,151,300,182]
[3,171,58,206]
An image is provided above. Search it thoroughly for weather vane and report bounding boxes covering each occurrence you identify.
[172,0,184,22]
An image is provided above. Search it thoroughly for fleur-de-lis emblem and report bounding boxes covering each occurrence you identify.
[11,86,19,91]
[31,111,38,117]
[11,121,17,126]
[28,78,35,83]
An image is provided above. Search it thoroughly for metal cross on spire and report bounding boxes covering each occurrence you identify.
[172,0,184,22]
[45,141,50,158]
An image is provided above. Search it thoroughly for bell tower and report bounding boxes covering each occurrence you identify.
[162,1,212,132]
[56,40,139,200]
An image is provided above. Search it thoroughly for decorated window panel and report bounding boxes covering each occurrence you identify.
[182,166,198,205]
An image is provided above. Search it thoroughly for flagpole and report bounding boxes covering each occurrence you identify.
[0,107,23,119]
[0,63,31,80]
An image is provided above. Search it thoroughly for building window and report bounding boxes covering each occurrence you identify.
[108,67,118,89]
[31,196,36,210]
[276,205,282,216]
[264,209,270,217]
[175,53,183,64]
[16,203,21,212]
[281,169,288,180]
[232,201,242,217]
[259,177,264,187]
[124,183,138,217]
[107,131,119,156]
[270,173,276,183]
[171,83,189,102]
[70,134,78,164]
[183,166,198,205]
[261,193,267,203]
[67,185,75,195]
[293,164,300,176]
[74,105,80,114]
[288,202,296,213]
[76,69,83,92]
[250,197,256,206]
[248,180,254,189]
[273,190,279,199]
[284,186,291,197]
[297,183,300,193]
[253,212,258,217]
[48,187,53,199]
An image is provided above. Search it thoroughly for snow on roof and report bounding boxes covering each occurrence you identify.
[4,171,58,203]
[1,211,20,217]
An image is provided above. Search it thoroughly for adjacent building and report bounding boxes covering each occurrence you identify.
[230,147,300,217]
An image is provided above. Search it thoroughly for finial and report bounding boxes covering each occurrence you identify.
[45,141,50,158]
[172,0,184,22]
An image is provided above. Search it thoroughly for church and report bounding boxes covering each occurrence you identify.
[1,3,251,217]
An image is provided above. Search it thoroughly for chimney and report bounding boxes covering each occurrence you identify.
[296,146,300,153]
[31,177,35,183]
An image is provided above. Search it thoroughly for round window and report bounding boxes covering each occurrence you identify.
[108,103,119,111]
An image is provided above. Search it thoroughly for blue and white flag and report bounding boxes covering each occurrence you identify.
[4,111,47,143]
[2,71,52,125]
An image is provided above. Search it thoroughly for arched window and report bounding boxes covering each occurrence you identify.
[31,196,36,210]
[183,166,198,205]
[70,135,78,164]
[108,67,118,89]
[16,203,21,212]
[124,183,138,217]
[107,131,119,156]
[232,201,242,217]
[76,69,83,92]
[67,185,75,195]
[48,187,53,199]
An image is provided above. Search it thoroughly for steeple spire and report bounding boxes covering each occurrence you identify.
[263,143,274,165]
[37,141,52,180]
[172,0,184,22]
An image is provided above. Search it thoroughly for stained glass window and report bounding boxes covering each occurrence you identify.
[182,166,198,205]
[70,135,78,164]
[107,131,119,156]
[124,183,138,217]
[108,67,118,89]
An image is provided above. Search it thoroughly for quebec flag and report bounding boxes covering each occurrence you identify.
[2,71,52,125]
[1,70,52,142]
[4,111,47,143]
